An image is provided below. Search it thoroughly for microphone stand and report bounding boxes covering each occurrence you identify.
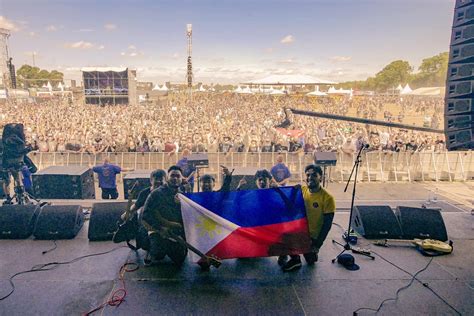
[332,144,375,262]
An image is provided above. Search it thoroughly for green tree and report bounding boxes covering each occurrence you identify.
[373,60,413,91]
[16,64,64,88]
[411,52,448,88]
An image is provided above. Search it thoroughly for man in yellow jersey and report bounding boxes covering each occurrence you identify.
[281,164,335,272]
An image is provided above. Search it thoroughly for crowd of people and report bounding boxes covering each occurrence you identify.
[0,92,446,156]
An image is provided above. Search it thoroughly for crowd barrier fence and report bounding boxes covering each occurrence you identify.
[28,151,474,184]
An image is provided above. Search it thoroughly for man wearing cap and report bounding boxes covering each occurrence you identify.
[281,164,335,272]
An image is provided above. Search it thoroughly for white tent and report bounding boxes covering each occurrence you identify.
[306,86,327,96]
[242,74,336,85]
[396,84,403,91]
[46,81,53,91]
[238,86,253,94]
[57,82,64,92]
[400,84,413,95]
[160,84,169,91]
[270,88,285,95]
[234,85,242,93]
[198,85,206,92]
[152,84,161,91]
[408,87,445,96]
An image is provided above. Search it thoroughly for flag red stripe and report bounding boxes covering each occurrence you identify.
[205,218,311,259]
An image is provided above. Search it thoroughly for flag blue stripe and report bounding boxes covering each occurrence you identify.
[185,186,306,227]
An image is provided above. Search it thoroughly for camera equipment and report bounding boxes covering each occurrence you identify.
[1,123,39,205]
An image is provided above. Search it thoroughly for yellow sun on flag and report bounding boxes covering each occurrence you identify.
[195,216,222,239]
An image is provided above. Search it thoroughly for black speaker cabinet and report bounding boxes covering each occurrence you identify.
[33,205,84,239]
[0,204,41,239]
[445,0,474,150]
[33,166,95,199]
[88,202,128,241]
[395,206,448,241]
[314,152,337,166]
[228,167,259,191]
[123,170,152,199]
[352,205,403,239]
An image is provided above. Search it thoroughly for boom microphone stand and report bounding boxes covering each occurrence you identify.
[332,144,375,262]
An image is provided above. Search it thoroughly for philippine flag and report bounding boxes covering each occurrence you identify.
[179,186,311,262]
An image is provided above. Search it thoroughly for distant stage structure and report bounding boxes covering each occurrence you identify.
[0,28,11,87]
[81,67,137,106]
[186,23,193,98]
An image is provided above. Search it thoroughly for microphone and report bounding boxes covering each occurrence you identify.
[364,144,370,149]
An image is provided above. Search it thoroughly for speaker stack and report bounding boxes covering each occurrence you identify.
[445,0,474,150]
[351,205,448,241]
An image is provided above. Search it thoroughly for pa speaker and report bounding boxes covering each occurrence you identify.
[88,202,128,241]
[228,167,259,191]
[445,0,474,150]
[351,205,403,239]
[33,205,84,239]
[395,206,448,241]
[33,166,95,199]
[123,170,151,199]
[0,205,41,239]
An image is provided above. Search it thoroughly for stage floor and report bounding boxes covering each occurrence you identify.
[0,183,473,316]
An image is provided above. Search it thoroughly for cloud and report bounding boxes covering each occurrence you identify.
[280,35,294,44]
[64,41,95,49]
[277,58,296,65]
[78,28,94,32]
[120,51,143,57]
[104,23,117,31]
[265,48,274,54]
[45,25,57,32]
[98,45,105,50]
[330,56,352,62]
[0,16,19,31]
[28,31,36,37]
[128,45,136,50]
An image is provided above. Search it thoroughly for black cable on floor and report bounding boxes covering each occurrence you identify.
[42,240,57,255]
[353,252,461,315]
[0,246,128,301]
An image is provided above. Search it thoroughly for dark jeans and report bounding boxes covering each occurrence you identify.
[101,187,119,199]
[149,232,188,265]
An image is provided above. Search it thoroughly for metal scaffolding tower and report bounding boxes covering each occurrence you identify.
[0,28,11,87]
[186,24,193,100]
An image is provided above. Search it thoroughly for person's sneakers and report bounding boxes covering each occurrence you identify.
[282,256,302,272]
[303,252,318,265]
[277,255,288,266]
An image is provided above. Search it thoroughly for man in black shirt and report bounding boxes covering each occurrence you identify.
[141,165,188,266]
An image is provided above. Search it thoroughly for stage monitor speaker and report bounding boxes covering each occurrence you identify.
[351,205,403,239]
[33,166,95,199]
[33,205,84,239]
[228,167,259,191]
[88,202,128,241]
[445,0,474,150]
[123,170,152,199]
[395,206,448,241]
[0,204,41,239]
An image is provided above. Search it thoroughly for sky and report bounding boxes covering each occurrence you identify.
[0,0,456,84]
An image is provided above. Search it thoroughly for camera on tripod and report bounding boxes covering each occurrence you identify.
[1,123,38,204]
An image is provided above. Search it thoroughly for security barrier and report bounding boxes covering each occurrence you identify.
[27,151,474,183]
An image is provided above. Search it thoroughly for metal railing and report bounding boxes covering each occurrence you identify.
[28,151,474,183]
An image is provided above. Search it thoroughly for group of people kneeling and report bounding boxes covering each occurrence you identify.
[116,163,335,272]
